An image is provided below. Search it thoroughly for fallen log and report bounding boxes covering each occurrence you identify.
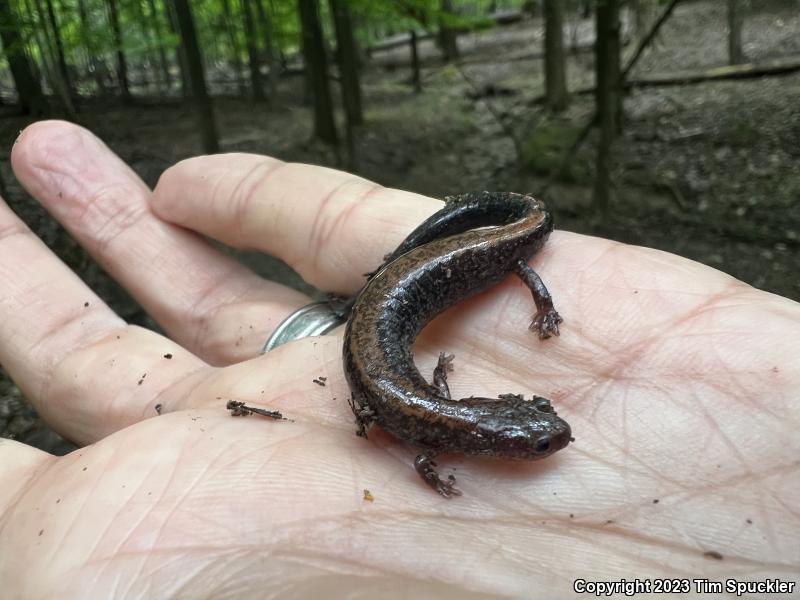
[531,55,800,104]
[365,10,524,55]
[627,55,800,88]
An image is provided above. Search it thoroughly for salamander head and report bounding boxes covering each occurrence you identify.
[465,394,573,460]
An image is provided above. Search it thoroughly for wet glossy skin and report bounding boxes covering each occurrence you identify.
[342,191,572,497]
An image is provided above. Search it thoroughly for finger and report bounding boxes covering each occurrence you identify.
[152,154,441,293]
[0,195,206,443]
[11,121,307,364]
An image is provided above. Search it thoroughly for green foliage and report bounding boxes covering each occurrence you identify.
[351,0,527,46]
[1,0,528,97]
[270,0,300,53]
[0,0,532,63]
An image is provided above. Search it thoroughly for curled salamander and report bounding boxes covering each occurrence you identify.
[342,191,572,497]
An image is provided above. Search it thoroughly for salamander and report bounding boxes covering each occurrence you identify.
[342,191,572,497]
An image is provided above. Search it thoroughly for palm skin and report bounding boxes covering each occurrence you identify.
[0,121,797,599]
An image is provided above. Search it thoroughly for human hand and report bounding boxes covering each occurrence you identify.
[1,121,798,598]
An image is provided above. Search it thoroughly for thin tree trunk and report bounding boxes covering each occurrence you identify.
[612,7,622,131]
[727,0,744,65]
[329,0,363,125]
[26,0,58,92]
[410,29,421,92]
[593,0,620,213]
[44,0,72,97]
[254,0,279,97]
[438,0,459,62]
[165,0,190,97]
[0,0,48,114]
[106,0,132,101]
[241,0,265,100]
[622,0,681,80]
[297,0,338,145]
[33,0,74,115]
[171,0,220,153]
[543,0,568,111]
[146,0,171,92]
[222,0,247,95]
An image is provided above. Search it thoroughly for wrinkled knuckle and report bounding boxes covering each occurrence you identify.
[82,182,147,251]
[231,160,287,239]
[301,180,381,274]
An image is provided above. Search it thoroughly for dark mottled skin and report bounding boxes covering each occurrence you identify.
[342,192,572,497]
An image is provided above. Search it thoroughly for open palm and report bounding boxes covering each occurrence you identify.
[1,121,798,599]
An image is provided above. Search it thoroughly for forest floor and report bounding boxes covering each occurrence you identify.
[1,0,799,452]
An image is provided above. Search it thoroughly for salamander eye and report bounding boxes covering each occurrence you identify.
[535,437,551,453]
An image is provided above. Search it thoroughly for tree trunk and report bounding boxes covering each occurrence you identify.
[438,0,459,62]
[329,0,363,125]
[33,0,74,115]
[606,0,622,131]
[241,0,265,100]
[221,0,247,95]
[145,0,171,92]
[26,0,57,90]
[171,0,220,153]
[543,0,568,111]
[727,0,744,65]
[593,0,620,213]
[410,29,422,92]
[165,0,190,97]
[0,0,48,114]
[254,0,279,97]
[297,0,338,145]
[622,0,681,81]
[106,0,131,101]
[44,0,73,98]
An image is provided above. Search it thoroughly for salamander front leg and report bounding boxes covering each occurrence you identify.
[327,293,356,319]
[414,453,462,498]
[347,394,376,438]
[514,259,563,339]
[432,352,454,399]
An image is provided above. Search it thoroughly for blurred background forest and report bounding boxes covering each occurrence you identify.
[1,0,799,452]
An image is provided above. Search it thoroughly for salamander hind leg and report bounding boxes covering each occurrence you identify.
[432,352,455,399]
[514,259,563,339]
[347,394,376,438]
[414,453,462,498]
